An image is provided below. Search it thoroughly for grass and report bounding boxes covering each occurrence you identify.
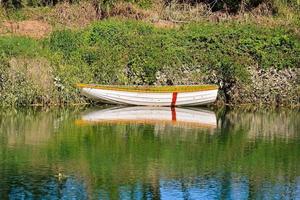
[0,36,44,57]
[0,19,299,106]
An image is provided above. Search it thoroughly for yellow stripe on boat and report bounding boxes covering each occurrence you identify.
[76,84,218,93]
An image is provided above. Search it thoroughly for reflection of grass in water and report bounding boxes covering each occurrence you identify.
[224,108,300,139]
[0,108,299,197]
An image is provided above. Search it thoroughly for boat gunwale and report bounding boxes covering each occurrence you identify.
[76,84,219,93]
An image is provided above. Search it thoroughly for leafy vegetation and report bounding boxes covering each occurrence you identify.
[0,19,299,106]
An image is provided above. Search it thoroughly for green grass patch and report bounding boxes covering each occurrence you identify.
[0,36,45,57]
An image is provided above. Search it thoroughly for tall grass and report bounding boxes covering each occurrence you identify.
[1,0,299,15]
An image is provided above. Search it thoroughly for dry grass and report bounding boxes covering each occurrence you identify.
[110,2,151,20]
[251,2,274,16]
[49,1,97,28]
[0,1,298,37]
[152,19,178,28]
[159,1,299,28]
[0,7,6,19]
[110,1,180,28]
[9,57,54,93]
[0,2,97,37]
[160,2,246,23]
[161,2,211,22]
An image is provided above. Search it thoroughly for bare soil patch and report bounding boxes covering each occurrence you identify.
[0,20,52,38]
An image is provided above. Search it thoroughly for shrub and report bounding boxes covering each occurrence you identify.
[50,19,300,86]
[48,29,82,59]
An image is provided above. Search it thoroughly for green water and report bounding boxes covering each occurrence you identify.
[0,107,299,199]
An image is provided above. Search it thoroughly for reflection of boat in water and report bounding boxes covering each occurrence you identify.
[76,107,217,129]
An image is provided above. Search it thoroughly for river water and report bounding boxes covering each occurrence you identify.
[0,106,299,199]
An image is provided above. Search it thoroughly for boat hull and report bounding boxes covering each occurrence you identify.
[81,87,218,106]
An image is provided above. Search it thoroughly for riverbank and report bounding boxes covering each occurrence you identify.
[0,4,299,107]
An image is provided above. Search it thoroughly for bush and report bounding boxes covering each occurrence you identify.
[49,30,82,59]
[48,19,300,87]
[0,57,44,106]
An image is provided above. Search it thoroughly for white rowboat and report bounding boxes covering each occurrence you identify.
[77,84,218,107]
